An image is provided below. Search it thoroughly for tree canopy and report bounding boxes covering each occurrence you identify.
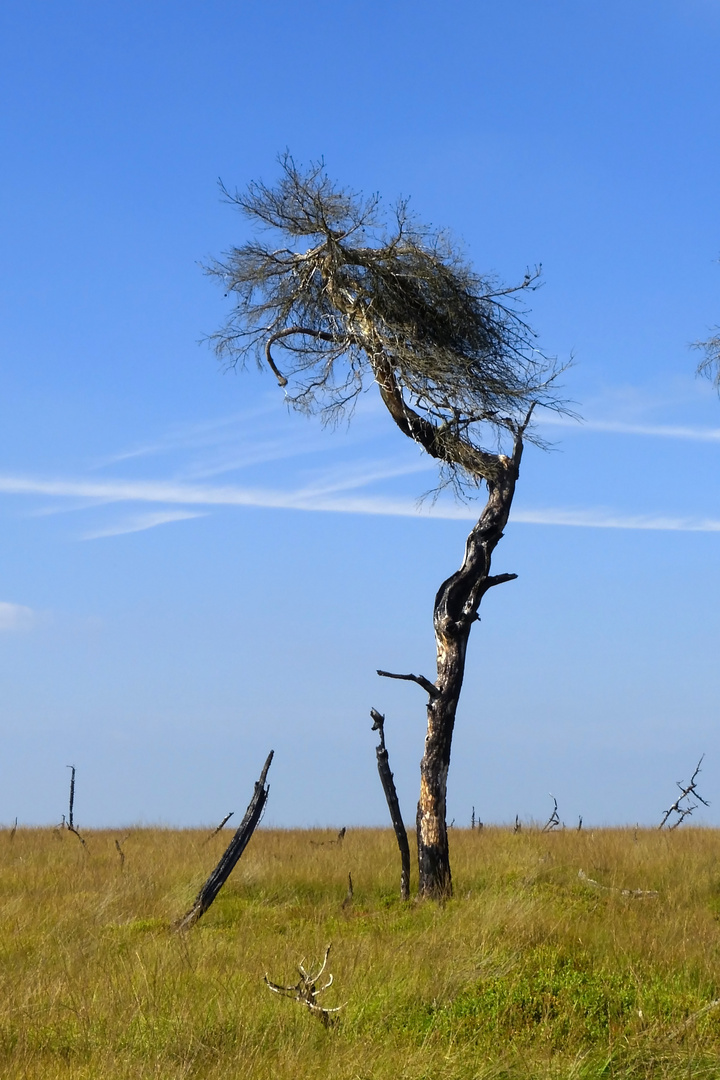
[207,155,565,495]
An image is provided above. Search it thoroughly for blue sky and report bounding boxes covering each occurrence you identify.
[2,0,720,829]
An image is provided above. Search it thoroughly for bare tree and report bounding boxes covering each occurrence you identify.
[207,155,566,898]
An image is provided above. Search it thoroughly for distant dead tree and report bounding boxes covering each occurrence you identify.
[208,155,567,898]
[115,834,130,870]
[65,765,86,847]
[659,756,709,830]
[542,794,560,832]
[341,872,353,910]
[67,764,76,828]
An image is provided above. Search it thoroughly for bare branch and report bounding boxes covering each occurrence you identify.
[205,811,234,843]
[67,824,87,848]
[376,669,439,698]
[659,755,708,829]
[542,794,560,832]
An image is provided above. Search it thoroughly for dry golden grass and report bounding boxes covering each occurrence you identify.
[3,825,720,1078]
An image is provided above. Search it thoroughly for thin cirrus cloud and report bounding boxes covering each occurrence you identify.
[80,510,208,540]
[540,415,720,442]
[0,601,36,632]
[1,470,720,534]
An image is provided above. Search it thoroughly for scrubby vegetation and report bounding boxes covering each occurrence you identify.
[3,825,720,1078]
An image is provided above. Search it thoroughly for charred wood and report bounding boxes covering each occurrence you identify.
[177,750,273,930]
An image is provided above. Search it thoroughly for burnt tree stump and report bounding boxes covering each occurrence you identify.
[370,709,410,900]
[177,750,273,929]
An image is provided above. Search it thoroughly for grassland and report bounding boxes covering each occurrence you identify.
[3,825,720,1078]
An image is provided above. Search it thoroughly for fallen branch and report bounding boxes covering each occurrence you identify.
[578,869,658,899]
[265,944,345,1027]
[310,827,347,847]
[177,750,273,930]
[370,708,410,900]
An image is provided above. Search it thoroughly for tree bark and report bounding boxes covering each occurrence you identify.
[177,750,273,929]
[417,442,523,898]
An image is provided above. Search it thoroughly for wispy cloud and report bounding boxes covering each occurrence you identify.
[511,508,720,532]
[94,404,367,480]
[540,415,720,442]
[1,471,719,533]
[0,601,36,632]
[80,510,207,540]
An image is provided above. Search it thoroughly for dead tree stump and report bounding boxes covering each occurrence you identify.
[177,750,273,929]
[370,709,410,900]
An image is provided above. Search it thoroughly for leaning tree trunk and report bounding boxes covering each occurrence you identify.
[417,443,523,898]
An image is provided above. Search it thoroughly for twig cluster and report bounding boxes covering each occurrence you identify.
[264,945,344,1027]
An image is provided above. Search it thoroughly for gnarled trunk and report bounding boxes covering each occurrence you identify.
[417,447,522,898]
